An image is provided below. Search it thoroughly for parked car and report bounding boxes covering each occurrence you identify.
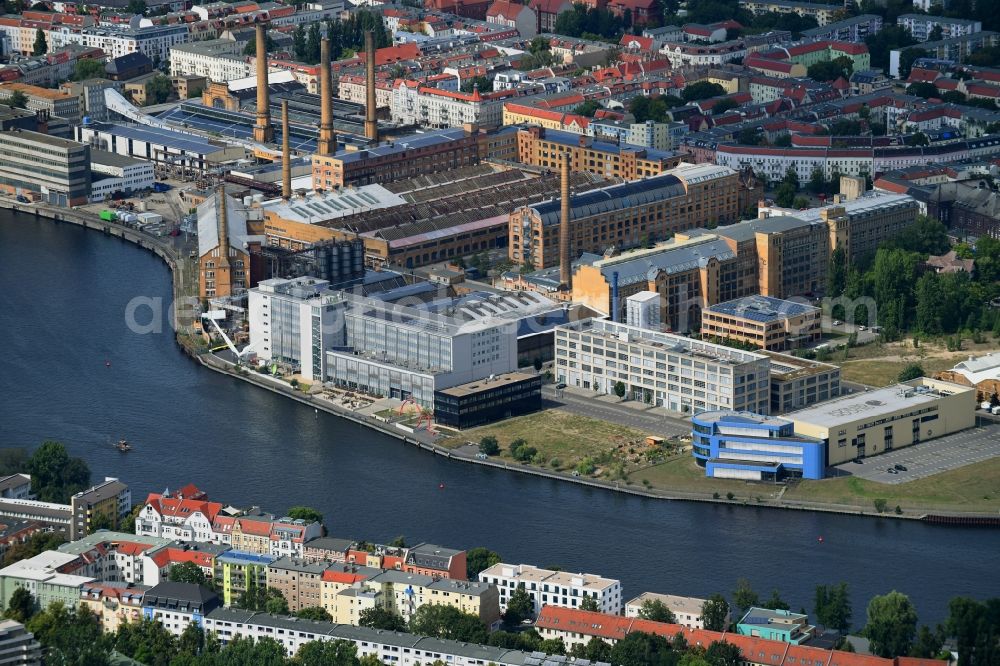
[894,464,907,471]
[555,383,567,390]
[833,320,842,326]
[852,458,863,464]
[887,468,898,474]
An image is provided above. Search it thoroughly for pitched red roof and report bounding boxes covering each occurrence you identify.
[537,607,895,666]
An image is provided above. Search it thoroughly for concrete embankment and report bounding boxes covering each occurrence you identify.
[12,200,999,525]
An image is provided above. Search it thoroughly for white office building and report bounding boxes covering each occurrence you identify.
[555,318,771,414]
[89,150,156,201]
[625,291,661,331]
[248,277,346,382]
[325,292,538,408]
[479,563,622,616]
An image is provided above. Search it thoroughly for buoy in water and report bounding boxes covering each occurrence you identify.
[105,360,111,367]
[438,483,445,490]
[817,536,824,543]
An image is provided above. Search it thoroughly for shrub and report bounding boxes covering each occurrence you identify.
[713,492,720,499]
[874,498,887,513]
[726,492,735,500]
[894,505,902,515]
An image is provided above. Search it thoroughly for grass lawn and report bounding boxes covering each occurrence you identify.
[838,358,956,387]
[626,456,775,498]
[440,410,665,473]
[784,457,1000,513]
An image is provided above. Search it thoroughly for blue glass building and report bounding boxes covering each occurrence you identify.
[691,410,826,480]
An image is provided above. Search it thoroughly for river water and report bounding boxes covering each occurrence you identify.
[1,211,997,627]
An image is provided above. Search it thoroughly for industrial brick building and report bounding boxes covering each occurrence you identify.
[509,163,744,270]
[514,126,683,180]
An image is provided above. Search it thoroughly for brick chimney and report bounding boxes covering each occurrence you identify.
[559,151,572,290]
[281,100,291,199]
[364,31,378,142]
[253,21,273,144]
[317,37,336,156]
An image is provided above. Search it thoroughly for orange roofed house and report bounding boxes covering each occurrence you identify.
[535,606,943,666]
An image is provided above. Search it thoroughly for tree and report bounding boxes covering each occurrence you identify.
[897,363,924,382]
[126,0,146,13]
[27,441,91,503]
[890,214,950,255]
[466,547,501,578]
[114,616,177,665]
[864,591,919,658]
[245,31,278,56]
[613,381,627,398]
[6,90,27,109]
[408,605,488,643]
[169,561,207,586]
[828,247,848,297]
[460,75,491,94]
[898,47,929,80]
[580,596,600,612]
[945,597,996,666]
[32,27,46,55]
[213,635,287,666]
[609,631,674,666]
[478,436,500,456]
[3,531,66,565]
[510,439,537,463]
[702,594,730,631]
[712,98,739,115]
[911,625,944,658]
[774,182,797,207]
[637,598,676,623]
[504,583,534,627]
[359,606,407,631]
[27,603,110,665]
[706,640,743,666]
[907,81,939,99]
[286,506,323,524]
[928,24,943,42]
[266,592,289,615]
[808,58,853,82]
[4,587,34,623]
[571,637,612,662]
[293,24,307,61]
[763,589,790,611]
[573,100,602,117]
[539,637,567,655]
[293,606,332,622]
[814,584,851,634]
[294,639,360,665]
[0,449,28,476]
[732,578,759,614]
[682,81,726,102]
[388,535,407,548]
[71,58,106,81]
[144,74,173,105]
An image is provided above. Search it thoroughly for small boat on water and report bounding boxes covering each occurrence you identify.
[115,439,131,452]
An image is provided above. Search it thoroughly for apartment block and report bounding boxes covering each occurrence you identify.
[79,583,147,633]
[267,557,328,612]
[0,552,95,612]
[625,592,719,630]
[701,296,821,351]
[302,537,355,564]
[216,551,276,607]
[479,563,622,616]
[514,126,683,180]
[142,582,220,634]
[69,478,131,540]
[738,0,841,26]
[897,14,981,42]
[510,163,744,270]
[0,129,90,206]
[0,620,41,666]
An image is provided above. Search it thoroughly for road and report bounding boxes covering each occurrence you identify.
[541,386,690,437]
[819,316,879,345]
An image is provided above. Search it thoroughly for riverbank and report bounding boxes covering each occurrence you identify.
[10,200,998,526]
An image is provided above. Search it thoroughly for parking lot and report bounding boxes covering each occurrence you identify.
[832,422,1000,484]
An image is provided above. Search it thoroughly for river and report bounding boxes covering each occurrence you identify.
[1,211,997,628]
